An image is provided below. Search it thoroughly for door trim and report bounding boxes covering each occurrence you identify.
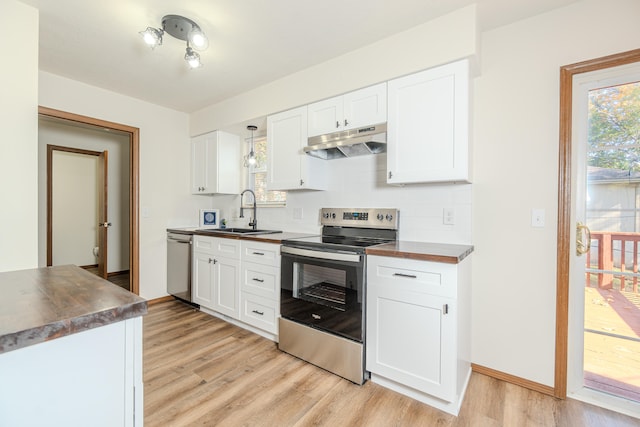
[556,48,640,398]
[39,106,140,296]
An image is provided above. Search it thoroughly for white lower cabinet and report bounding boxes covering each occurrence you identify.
[193,235,280,338]
[366,254,471,415]
[192,236,241,319]
[239,241,281,335]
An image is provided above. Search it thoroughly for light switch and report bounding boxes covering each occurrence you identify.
[531,208,545,227]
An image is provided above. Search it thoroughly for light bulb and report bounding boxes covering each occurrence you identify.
[189,29,209,50]
[184,47,202,69]
[139,27,163,49]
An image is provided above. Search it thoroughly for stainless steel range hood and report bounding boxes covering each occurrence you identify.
[303,123,387,160]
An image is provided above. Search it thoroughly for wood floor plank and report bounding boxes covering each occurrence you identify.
[144,300,640,426]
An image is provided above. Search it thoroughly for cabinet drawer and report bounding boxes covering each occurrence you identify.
[241,241,280,266]
[240,292,278,334]
[193,235,240,258]
[367,255,457,298]
[241,263,280,299]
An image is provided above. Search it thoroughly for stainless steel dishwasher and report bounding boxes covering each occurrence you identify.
[167,232,197,305]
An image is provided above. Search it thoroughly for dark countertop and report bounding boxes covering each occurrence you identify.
[0,265,147,355]
[366,241,474,264]
[167,228,318,243]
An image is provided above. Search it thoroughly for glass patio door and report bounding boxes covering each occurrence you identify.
[570,63,640,411]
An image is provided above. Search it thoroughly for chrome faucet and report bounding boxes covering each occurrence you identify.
[239,189,257,230]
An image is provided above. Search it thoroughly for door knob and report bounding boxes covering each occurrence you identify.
[99,222,112,228]
[576,222,591,256]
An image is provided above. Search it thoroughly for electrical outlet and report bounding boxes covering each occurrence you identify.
[532,208,545,227]
[443,207,455,225]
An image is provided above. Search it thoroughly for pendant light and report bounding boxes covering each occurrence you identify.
[243,125,259,168]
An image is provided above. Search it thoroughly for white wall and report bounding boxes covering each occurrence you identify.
[38,72,213,300]
[39,120,131,273]
[218,155,472,245]
[190,5,478,135]
[473,0,640,386]
[0,0,38,272]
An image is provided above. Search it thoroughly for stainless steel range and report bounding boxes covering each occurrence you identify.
[278,207,399,384]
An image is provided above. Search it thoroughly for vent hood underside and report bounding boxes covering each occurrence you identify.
[303,123,387,160]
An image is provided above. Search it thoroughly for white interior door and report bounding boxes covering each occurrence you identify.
[568,62,640,416]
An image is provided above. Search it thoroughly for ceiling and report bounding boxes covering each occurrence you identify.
[20,0,578,113]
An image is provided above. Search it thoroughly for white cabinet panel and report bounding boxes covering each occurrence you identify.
[192,250,214,308]
[308,83,387,137]
[191,131,240,194]
[387,59,470,184]
[214,256,241,318]
[366,254,470,414]
[267,106,327,191]
[240,292,278,334]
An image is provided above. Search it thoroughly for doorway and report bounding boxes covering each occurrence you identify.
[47,145,108,278]
[38,107,140,295]
[557,49,640,417]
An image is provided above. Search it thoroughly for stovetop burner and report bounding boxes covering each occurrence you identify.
[282,208,399,253]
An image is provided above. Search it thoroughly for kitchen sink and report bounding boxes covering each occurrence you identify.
[196,228,281,235]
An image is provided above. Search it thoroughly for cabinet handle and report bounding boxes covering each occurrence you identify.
[252,252,265,256]
[388,171,393,179]
[252,278,265,283]
[443,304,449,315]
[252,309,264,316]
[393,273,417,279]
[344,119,349,126]
[336,121,340,128]
[300,179,304,186]
[208,258,217,264]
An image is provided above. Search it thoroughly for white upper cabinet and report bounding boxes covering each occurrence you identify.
[387,59,470,184]
[267,106,327,191]
[191,130,240,194]
[308,83,387,137]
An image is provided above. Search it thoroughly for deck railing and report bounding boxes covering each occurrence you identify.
[586,231,640,293]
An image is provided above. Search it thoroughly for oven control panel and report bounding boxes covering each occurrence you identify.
[320,208,399,230]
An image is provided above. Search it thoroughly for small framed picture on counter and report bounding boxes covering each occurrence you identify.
[199,209,220,228]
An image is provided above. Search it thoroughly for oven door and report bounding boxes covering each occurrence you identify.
[280,246,365,342]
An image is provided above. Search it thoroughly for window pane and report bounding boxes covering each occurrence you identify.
[246,135,286,205]
[253,172,286,204]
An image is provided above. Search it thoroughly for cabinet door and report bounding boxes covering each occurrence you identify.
[308,96,343,137]
[267,107,327,190]
[191,135,208,193]
[215,131,241,194]
[343,82,387,130]
[387,59,469,184]
[367,280,456,402]
[213,256,241,318]
[190,132,240,195]
[192,251,214,309]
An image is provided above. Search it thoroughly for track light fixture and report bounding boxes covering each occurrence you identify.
[139,14,207,69]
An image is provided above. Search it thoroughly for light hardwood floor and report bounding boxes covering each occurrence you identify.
[144,300,639,426]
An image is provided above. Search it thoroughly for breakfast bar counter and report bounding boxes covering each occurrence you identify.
[0,264,147,354]
[0,264,146,427]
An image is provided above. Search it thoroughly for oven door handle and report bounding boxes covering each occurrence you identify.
[280,246,362,263]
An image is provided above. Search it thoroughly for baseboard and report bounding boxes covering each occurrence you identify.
[108,270,129,277]
[471,363,556,397]
[146,295,175,306]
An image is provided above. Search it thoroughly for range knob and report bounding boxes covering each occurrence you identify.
[332,213,336,219]
[386,214,393,221]
[377,213,384,221]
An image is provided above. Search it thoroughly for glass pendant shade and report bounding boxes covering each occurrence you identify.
[243,125,259,168]
[184,46,202,68]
